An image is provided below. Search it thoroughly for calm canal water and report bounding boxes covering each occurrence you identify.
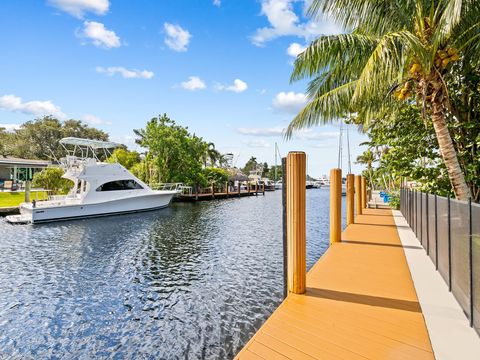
[0,189,345,359]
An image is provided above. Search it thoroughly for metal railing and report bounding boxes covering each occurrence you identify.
[400,189,479,335]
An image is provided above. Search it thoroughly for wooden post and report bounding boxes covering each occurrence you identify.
[211,182,215,199]
[226,182,229,197]
[355,175,362,216]
[238,182,241,197]
[361,176,367,209]
[262,183,265,195]
[330,168,342,244]
[25,180,31,203]
[346,174,354,226]
[286,152,306,294]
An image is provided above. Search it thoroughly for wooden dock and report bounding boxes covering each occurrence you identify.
[235,208,434,359]
[175,187,265,202]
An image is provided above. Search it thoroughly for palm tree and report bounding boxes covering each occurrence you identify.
[356,149,376,190]
[205,142,220,167]
[287,0,479,200]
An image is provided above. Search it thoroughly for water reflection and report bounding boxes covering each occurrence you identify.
[0,189,344,359]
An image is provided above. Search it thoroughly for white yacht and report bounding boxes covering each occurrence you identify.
[6,138,178,224]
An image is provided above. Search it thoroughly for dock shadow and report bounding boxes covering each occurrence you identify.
[349,222,409,229]
[305,288,422,313]
[341,240,423,250]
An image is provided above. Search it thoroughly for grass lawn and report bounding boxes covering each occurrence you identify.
[0,191,48,207]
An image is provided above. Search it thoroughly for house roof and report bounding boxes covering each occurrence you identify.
[0,157,51,167]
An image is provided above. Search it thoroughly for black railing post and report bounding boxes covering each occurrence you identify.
[448,195,452,292]
[415,190,418,237]
[410,189,412,226]
[435,194,438,270]
[469,197,473,327]
[426,192,429,255]
[420,190,423,245]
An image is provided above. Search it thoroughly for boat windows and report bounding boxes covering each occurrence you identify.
[96,180,144,191]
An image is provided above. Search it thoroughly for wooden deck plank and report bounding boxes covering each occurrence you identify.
[235,208,434,360]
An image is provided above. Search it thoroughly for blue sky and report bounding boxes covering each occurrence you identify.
[0,0,367,177]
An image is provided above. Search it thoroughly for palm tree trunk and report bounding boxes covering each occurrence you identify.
[431,97,471,200]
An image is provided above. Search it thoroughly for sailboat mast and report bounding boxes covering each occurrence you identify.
[337,122,343,170]
[274,142,278,182]
[346,125,352,174]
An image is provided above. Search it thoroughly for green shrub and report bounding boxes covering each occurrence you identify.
[32,167,73,195]
[388,190,401,210]
[204,167,228,189]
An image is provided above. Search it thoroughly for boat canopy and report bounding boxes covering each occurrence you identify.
[59,137,121,149]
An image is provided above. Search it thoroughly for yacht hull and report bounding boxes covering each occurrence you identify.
[17,192,175,224]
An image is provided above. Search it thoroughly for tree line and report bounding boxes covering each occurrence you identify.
[1,115,276,193]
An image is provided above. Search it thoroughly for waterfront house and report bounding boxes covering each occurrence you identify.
[0,156,50,190]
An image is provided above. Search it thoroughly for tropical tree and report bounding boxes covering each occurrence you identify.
[287,0,480,200]
[107,148,140,170]
[242,156,258,174]
[134,114,208,187]
[0,127,14,157]
[205,142,221,167]
[10,116,108,160]
[356,149,376,189]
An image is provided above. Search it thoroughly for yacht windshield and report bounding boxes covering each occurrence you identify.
[96,180,144,191]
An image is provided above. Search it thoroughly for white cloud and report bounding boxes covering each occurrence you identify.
[180,76,206,91]
[251,0,342,46]
[242,139,271,148]
[213,0,221,6]
[236,125,338,141]
[96,66,154,79]
[294,129,338,140]
[164,23,191,52]
[48,0,109,18]
[0,94,67,119]
[287,42,306,57]
[110,135,138,150]
[216,79,248,93]
[0,123,21,132]
[83,114,112,126]
[237,126,284,136]
[78,21,121,49]
[272,91,307,113]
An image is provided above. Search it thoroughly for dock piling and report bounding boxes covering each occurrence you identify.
[346,173,354,225]
[286,152,306,294]
[355,175,362,216]
[330,168,342,244]
[24,180,31,203]
[361,176,367,209]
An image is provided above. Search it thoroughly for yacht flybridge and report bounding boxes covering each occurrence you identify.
[6,137,178,224]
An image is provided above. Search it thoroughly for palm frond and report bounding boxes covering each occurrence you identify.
[291,33,378,82]
[285,81,357,138]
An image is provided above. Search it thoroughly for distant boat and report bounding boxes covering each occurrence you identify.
[274,180,282,190]
[7,137,177,224]
[261,178,276,191]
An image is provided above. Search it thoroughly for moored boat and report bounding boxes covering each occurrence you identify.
[6,137,178,224]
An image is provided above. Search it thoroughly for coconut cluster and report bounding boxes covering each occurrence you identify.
[394,48,460,101]
[394,81,413,100]
[434,48,460,68]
